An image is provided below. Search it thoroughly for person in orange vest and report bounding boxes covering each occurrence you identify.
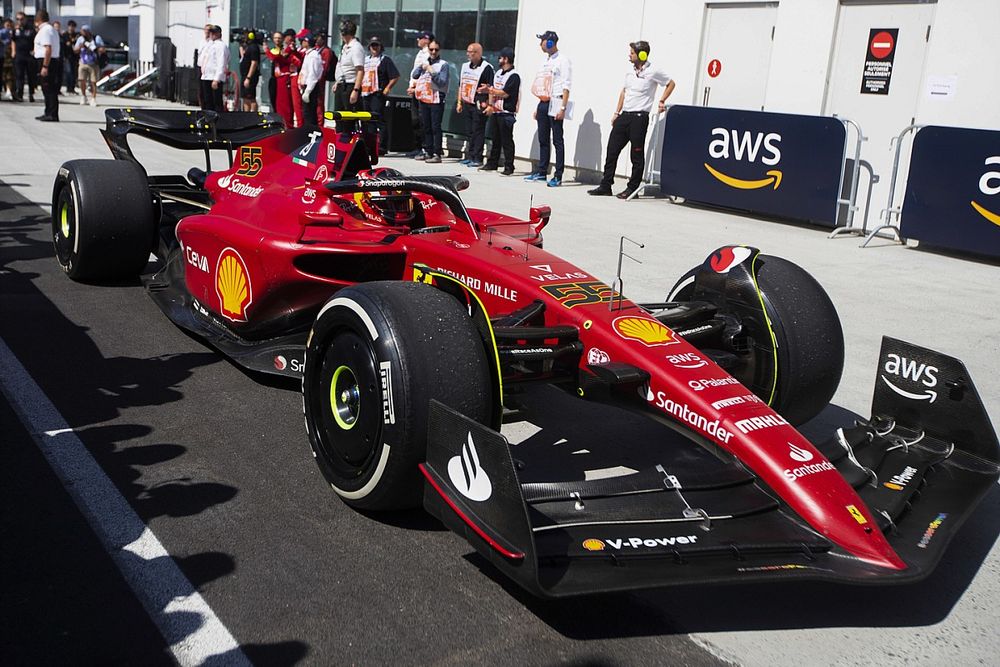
[361,36,400,153]
[410,39,450,163]
[456,42,493,168]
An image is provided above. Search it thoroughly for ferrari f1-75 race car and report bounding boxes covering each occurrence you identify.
[51,109,998,597]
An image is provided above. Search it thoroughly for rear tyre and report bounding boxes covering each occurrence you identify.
[51,159,156,281]
[303,281,492,510]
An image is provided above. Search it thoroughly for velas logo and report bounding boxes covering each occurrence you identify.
[704,127,783,190]
[216,248,253,321]
[880,353,938,403]
[971,156,1000,227]
[710,246,753,273]
[612,316,678,347]
[447,432,492,502]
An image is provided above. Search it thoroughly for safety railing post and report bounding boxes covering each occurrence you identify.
[862,123,924,247]
[827,115,870,238]
[628,108,666,201]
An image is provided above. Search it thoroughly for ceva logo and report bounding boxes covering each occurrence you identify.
[704,127,783,190]
[880,353,939,403]
[971,156,1000,227]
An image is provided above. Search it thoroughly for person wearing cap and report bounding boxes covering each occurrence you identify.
[457,43,493,168]
[405,31,432,158]
[480,47,520,176]
[239,31,261,112]
[199,25,228,112]
[333,19,364,112]
[589,40,675,199]
[411,39,450,163]
[525,30,572,187]
[299,31,326,127]
[74,24,104,107]
[361,36,400,151]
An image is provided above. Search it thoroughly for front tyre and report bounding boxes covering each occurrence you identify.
[303,282,492,510]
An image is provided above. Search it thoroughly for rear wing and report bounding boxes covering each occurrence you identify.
[100,108,285,171]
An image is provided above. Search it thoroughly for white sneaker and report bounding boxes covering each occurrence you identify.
[90,98,97,107]
[79,95,86,105]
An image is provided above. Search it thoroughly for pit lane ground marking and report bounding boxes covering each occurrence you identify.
[0,337,248,666]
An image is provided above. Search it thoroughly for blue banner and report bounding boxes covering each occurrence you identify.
[660,106,846,226]
[900,126,1000,259]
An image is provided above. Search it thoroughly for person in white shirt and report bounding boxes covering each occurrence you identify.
[525,30,572,187]
[299,34,325,128]
[589,40,675,199]
[199,25,228,112]
[333,19,364,112]
[33,10,60,122]
[405,31,432,158]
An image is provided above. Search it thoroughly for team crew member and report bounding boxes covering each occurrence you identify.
[525,30,572,187]
[411,39,449,163]
[480,47,519,176]
[312,33,335,124]
[33,10,60,122]
[333,19,364,112]
[299,34,325,128]
[405,31,432,158]
[61,21,79,95]
[457,42,493,168]
[589,40,675,199]
[12,12,37,103]
[361,36,400,152]
[240,31,261,111]
[199,25,228,112]
[265,31,301,127]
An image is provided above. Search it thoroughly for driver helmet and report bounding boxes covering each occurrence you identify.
[356,168,415,225]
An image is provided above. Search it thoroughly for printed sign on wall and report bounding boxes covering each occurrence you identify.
[861,28,898,95]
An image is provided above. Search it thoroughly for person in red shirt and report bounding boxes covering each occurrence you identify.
[265,30,301,127]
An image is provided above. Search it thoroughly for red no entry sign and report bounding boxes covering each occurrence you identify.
[708,59,722,78]
[870,31,894,59]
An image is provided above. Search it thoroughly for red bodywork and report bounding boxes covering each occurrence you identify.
[177,124,905,571]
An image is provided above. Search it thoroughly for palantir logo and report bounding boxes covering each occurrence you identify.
[447,432,492,502]
[971,156,1000,227]
[705,127,783,190]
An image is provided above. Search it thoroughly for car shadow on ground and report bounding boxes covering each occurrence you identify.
[0,179,310,664]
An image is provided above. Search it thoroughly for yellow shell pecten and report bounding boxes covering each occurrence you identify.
[613,317,675,346]
[218,253,248,316]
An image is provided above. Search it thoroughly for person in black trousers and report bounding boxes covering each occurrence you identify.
[480,48,519,176]
[12,12,36,102]
[34,10,60,122]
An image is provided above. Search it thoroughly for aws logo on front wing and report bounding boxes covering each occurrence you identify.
[971,156,1000,228]
[704,127,783,191]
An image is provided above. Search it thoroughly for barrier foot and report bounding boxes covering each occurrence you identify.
[860,224,905,248]
[828,226,864,239]
[626,182,659,201]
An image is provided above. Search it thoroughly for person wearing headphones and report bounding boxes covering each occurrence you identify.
[525,30,572,187]
[333,19,364,111]
[589,40,675,199]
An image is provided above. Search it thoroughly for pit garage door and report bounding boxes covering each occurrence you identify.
[696,2,779,111]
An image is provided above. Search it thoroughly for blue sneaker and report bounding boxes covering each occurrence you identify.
[467,161,483,168]
[524,173,545,182]
[458,159,471,165]
[547,177,562,187]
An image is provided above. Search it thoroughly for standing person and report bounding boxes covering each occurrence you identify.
[361,36,399,152]
[51,21,62,93]
[61,20,78,95]
[298,33,324,128]
[199,25,227,112]
[524,30,572,187]
[0,18,10,100]
[333,19,364,112]
[239,31,260,111]
[589,41,675,199]
[33,10,60,122]
[74,25,104,106]
[313,32,334,124]
[405,31,432,158]
[411,39,449,163]
[284,30,304,126]
[266,31,282,112]
[265,31,300,127]
[480,47,519,176]
[12,12,37,103]
[456,42,493,168]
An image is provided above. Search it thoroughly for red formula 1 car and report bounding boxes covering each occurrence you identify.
[51,109,999,597]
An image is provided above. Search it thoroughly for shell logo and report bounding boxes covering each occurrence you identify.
[582,539,605,552]
[216,248,253,321]
[612,316,678,347]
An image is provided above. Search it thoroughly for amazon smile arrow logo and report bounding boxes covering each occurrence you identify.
[704,163,783,190]
[971,200,1000,227]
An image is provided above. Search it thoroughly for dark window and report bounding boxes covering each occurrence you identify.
[479,11,517,53]
[436,10,477,53]
[304,0,330,34]
[363,13,395,47]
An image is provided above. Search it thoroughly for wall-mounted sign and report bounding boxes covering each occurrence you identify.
[861,28,898,95]
[708,59,722,78]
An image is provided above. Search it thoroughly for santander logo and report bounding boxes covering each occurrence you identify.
[447,433,492,502]
[788,442,814,463]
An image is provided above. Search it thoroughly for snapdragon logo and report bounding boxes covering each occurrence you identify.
[705,127,783,190]
[447,433,492,502]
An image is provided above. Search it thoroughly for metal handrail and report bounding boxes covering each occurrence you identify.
[831,115,865,232]
[829,159,879,239]
[862,123,924,248]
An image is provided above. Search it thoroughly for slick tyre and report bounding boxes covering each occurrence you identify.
[51,159,156,281]
[668,255,844,425]
[303,282,492,511]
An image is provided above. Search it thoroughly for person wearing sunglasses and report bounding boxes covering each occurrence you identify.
[361,36,400,152]
[411,39,450,163]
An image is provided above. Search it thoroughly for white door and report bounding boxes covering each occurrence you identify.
[696,2,778,111]
[824,1,936,227]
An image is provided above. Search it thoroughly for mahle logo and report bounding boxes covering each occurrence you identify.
[971,156,1000,227]
[705,127,783,190]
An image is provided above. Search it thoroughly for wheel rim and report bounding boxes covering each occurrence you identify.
[60,202,70,238]
[311,328,385,482]
[53,186,75,267]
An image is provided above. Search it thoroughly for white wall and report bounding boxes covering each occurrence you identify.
[168,0,213,67]
[512,0,1000,181]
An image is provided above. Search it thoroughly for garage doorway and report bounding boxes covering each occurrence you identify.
[696,2,779,111]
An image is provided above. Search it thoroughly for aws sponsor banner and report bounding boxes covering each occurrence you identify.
[900,126,1000,258]
[660,105,846,226]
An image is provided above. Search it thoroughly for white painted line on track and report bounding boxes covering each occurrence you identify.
[0,337,249,667]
